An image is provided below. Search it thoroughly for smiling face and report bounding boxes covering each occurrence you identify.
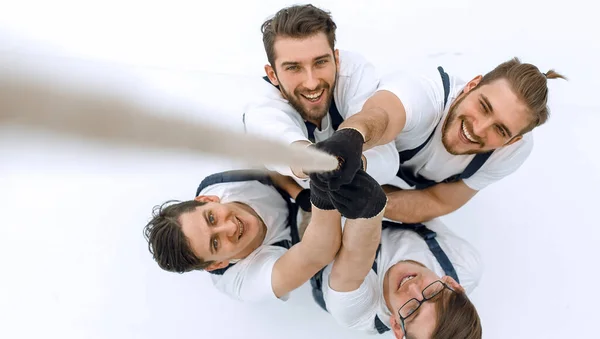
[179,195,267,271]
[264,32,340,127]
[383,260,464,339]
[441,77,530,155]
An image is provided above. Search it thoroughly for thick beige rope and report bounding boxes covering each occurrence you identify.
[0,52,338,172]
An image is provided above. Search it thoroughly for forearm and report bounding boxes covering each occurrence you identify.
[383,187,450,223]
[268,171,303,199]
[271,207,341,298]
[329,210,384,292]
[339,106,390,151]
[298,207,342,265]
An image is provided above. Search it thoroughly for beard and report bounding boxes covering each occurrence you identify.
[441,93,486,155]
[277,70,338,125]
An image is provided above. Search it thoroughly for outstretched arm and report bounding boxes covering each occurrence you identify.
[339,90,408,151]
[383,181,478,223]
[269,183,342,298]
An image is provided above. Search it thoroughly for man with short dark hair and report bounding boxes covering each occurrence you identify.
[243,4,399,189]
[143,166,387,303]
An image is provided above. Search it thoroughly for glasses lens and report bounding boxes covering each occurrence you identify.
[423,281,445,299]
[399,299,420,318]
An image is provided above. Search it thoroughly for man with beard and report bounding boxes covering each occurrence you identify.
[243,4,399,192]
[319,59,567,223]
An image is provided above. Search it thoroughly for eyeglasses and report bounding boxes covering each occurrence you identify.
[397,280,456,338]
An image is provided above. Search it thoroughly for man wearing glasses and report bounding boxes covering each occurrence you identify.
[313,215,483,338]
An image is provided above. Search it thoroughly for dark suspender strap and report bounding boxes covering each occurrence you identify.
[459,151,493,180]
[328,98,343,131]
[438,66,450,108]
[396,66,493,188]
[196,169,273,197]
[197,169,299,275]
[397,66,450,164]
[370,244,390,334]
[381,221,459,283]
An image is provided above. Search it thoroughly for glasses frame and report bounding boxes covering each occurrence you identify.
[397,280,456,338]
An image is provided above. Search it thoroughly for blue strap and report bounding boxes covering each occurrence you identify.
[196,169,300,276]
[396,66,493,189]
[380,221,459,282]
[261,76,343,142]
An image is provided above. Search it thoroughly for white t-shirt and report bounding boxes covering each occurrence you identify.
[379,67,533,191]
[321,218,483,334]
[242,50,399,189]
[198,180,292,303]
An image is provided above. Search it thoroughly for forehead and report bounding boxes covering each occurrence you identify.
[179,204,210,257]
[272,32,333,65]
[476,78,530,133]
[403,297,438,338]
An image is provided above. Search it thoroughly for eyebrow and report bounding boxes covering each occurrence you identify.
[280,53,332,67]
[203,210,215,255]
[480,94,513,138]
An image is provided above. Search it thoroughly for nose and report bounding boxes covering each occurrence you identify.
[216,218,238,240]
[303,69,319,90]
[472,115,493,137]
[407,282,424,299]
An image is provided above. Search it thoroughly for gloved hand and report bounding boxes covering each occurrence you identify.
[312,128,365,191]
[295,188,312,212]
[328,169,387,219]
[309,175,335,211]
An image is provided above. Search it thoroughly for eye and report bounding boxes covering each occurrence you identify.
[315,59,328,66]
[286,65,299,72]
[208,212,216,224]
[495,125,506,137]
[212,237,219,251]
[479,100,488,114]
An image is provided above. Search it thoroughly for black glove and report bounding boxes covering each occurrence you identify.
[309,176,335,211]
[328,169,387,219]
[312,128,365,191]
[295,188,312,212]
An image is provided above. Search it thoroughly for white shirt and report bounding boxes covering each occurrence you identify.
[321,218,483,334]
[198,180,292,303]
[379,67,533,191]
[242,50,399,189]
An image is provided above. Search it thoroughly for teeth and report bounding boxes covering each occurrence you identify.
[237,218,244,239]
[462,121,477,143]
[400,275,416,287]
[303,90,323,100]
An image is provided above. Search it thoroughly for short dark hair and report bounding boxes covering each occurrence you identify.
[261,4,337,68]
[143,199,213,273]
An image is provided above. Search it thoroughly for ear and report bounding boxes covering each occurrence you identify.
[334,48,340,72]
[205,261,230,272]
[264,64,279,86]
[505,134,523,146]
[463,75,483,94]
[389,316,405,339]
[442,275,465,293]
[194,195,220,203]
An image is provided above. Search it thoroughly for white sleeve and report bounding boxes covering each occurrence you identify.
[322,267,380,333]
[378,70,444,149]
[210,245,289,303]
[243,104,309,178]
[462,134,534,191]
[337,52,380,118]
[364,141,400,185]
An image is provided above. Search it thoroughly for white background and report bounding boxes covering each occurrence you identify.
[0,1,598,338]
